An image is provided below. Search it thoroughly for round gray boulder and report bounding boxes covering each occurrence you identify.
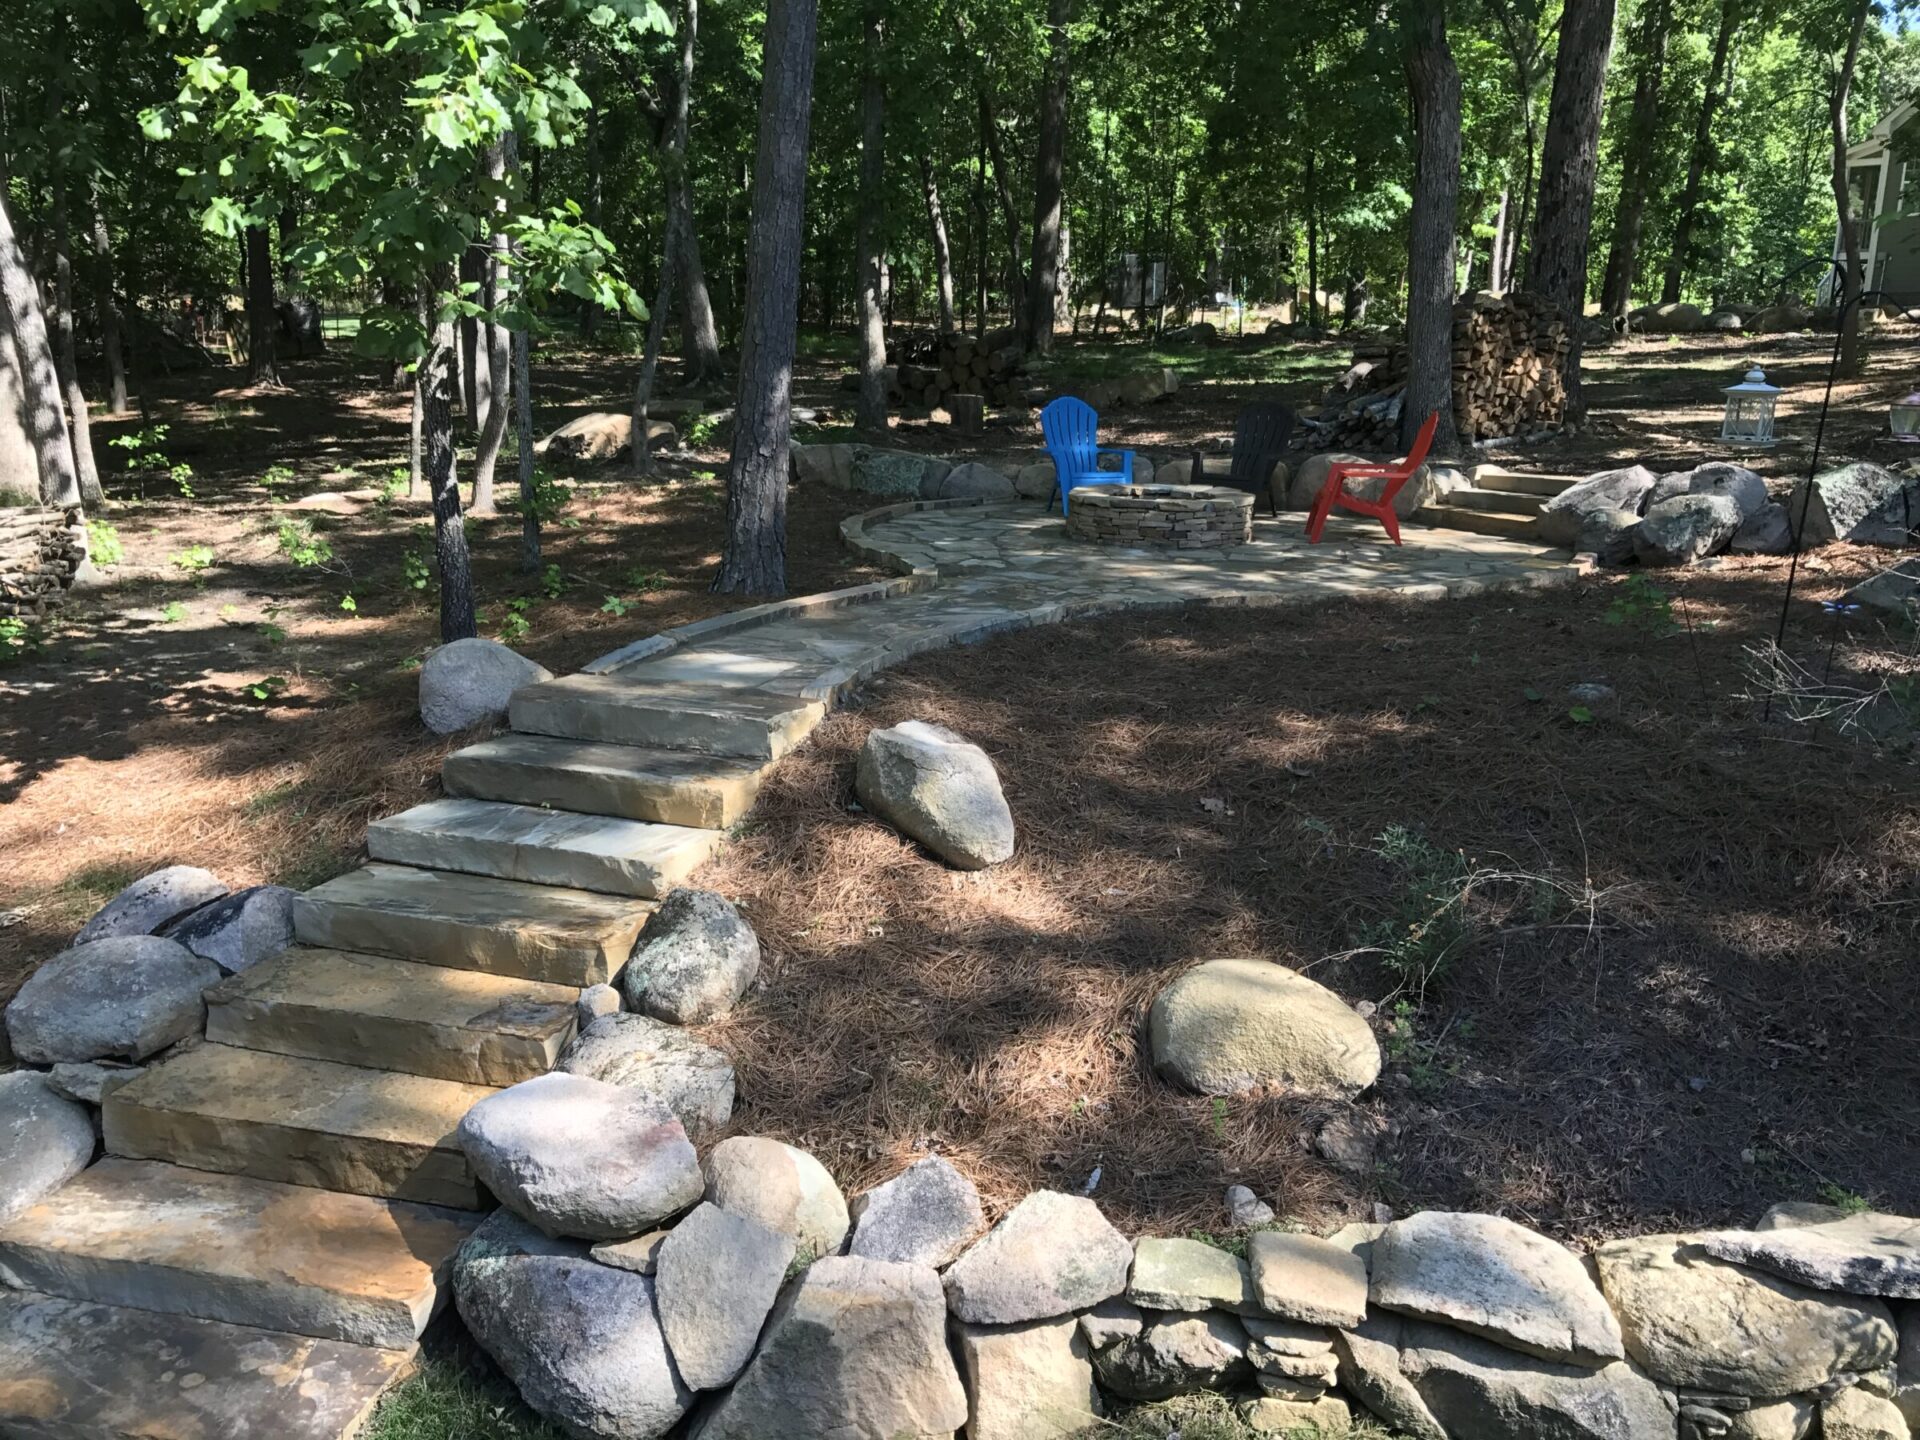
[1632,493,1743,566]
[1147,959,1381,1099]
[703,1135,850,1259]
[456,1071,703,1240]
[161,884,295,974]
[617,888,759,1024]
[847,1154,986,1269]
[559,1012,736,1136]
[418,637,552,735]
[5,936,221,1064]
[75,866,227,946]
[1646,462,1768,521]
[925,461,1018,502]
[943,1190,1133,1325]
[856,720,1015,870]
[0,1071,95,1225]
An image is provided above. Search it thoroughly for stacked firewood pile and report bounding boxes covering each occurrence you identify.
[0,507,87,616]
[891,326,1026,408]
[1306,293,1571,449]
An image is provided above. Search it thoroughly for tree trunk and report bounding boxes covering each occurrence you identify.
[90,194,129,415]
[0,195,82,508]
[713,0,818,597]
[632,208,680,481]
[1831,0,1872,376]
[1600,0,1672,322]
[1526,0,1616,421]
[1660,0,1737,305]
[921,156,957,332]
[1026,0,1072,354]
[516,327,539,574]
[980,89,1027,338]
[1306,147,1320,329]
[470,137,514,515]
[1488,187,1509,292]
[855,0,889,433]
[972,122,991,333]
[459,245,483,424]
[669,0,724,384]
[582,100,603,340]
[51,159,102,503]
[1404,0,1461,451]
[245,224,281,388]
[409,282,427,499]
[423,274,477,642]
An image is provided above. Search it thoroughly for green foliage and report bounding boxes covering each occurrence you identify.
[1603,575,1676,635]
[600,594,637,617]
[1817,1181,1872,1215]
[245,674,290,704]
[276,518,335,569]
[169,543,215,573]
[261,464,296,491]
[160,600,189,623]
[362,1353,565,1440]
[497,596,534,642]
[86,520,124,567]
[403,527,435,592]
[539,563,566,599]
[109,425,171,472]
[339,593,358,615]
[521,470,572,526]
[623,566,667,593]
[1363,825,1472,989]
[0,616,45,663]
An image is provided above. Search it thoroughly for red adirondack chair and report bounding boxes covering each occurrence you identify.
[1304,411,1441,545]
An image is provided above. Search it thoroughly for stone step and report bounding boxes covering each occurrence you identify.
[206,946,579,1086]
[292,862,652,987]
[510,674,825,761]
[1473,468,1576,497]
[1414,504,1541,540]
[366,797,721,899]
[1444,487,1546,516]
[103,1043,493,1210]
[0,1158,479,1349]
[443,732,768,830]
[0,1288,413,1440]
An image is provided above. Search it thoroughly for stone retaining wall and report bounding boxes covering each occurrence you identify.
[1063,484,1254,549]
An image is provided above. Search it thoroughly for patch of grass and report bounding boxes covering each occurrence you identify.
[1817,1181,1872,1215]
[361,1353,563,1440]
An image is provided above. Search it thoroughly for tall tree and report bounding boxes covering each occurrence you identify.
[1600,0,1674,323]
[469,136,515,515]
[1661,0,1741,303]
[1526,0,1617,419]
[920,155,958,332]
[854,0,889,433]
[1404,0,1461,451]
[244,224,280,386]
[49,125,104,504]
[0,194,82,508]
[713,0,819,596]
[1828,0,1873,375]
[422,281,477,640]
[1027,0,1072,353]
[665,0,723,384]
[90,194,130,415]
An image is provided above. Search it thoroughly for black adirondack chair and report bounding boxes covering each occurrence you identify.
[1190,401,1294,516]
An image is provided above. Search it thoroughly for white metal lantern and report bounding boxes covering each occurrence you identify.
[1891,390,1920,441]
[1721,367,1781,446]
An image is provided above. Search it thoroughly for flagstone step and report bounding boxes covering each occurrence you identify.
[0,1288,413,1440]
[0,1158,478,1349]
[510,674,825,760]
[206,946,578,1086]
[1472,468,1577,497]
[103,1043,493,1209]
[1414,504,1541,540]
[292,863,651,986]
[443,732,768,830]
[1441,487,1546,516]
[366,797,721,899]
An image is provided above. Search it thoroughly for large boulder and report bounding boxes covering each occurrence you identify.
[855,721,1015,870]
[1647,462,1768,520]
[1127,1236,1260,1315]
[0,1071,95,1225]
[617,889,759,1025]
[702,1136,850,1260]
[559,1012,736,1136]
[846,1154,984,1268]
[654,1202,795,1391]
[418,637,552,735]
[1537,466,1657,547]
[1575,510,1643,566]
[944,1190,1132,1325]
[691,1256,968,1440]
[161,884,295,974]
[1015,462,1058,502]
[1632,493,1742,565]
[1248,1230,1369,1328]
[1593,1232,1897,1396]
[1091,1309,1252,1401]
[456,1072,702,1240]
[539,411,678,464]
[5,936,220,1064]
[1730,501,1793,555]
[1370,1211,1625,1367]
[1698,1212,1920,1299]
[1749,301,1813,334]
[75,866,227,945]
[1287,452,1433,518]
[455,1210,694,1440]
[954,1314,1102,1440]
[1824,1387,1909,1440]
[1645,301,1708,333]
[1788,462,1920,547]
[854,447,950,498]
[1332,1311,1449,1440]
[1147,959,1381,1100]
[922,461,1017,502]
[792,442,856,491]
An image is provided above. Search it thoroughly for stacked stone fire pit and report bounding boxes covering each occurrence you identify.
[1065,483,1254,550]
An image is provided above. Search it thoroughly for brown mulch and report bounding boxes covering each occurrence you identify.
[700,550,1920,1241]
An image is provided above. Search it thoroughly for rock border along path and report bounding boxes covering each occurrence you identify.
[0,499,1576,1438]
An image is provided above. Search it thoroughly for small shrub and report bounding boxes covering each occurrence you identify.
[277,518,335,568]
[245,674,290,704]
[170,543,215,573]
[0,615,44,662]
[1363,825,1472,988]
[498,597,533,642]
[160,600,188,623]
[540,563,566,599]
[601,594,636,617]
[261,464,296,490]
[1604,574,1676,635]
[86,519,124,567]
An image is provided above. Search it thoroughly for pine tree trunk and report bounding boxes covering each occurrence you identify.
[423,276,477,642]
[1526,0,1616,420]
[470,138,514,515]
[516,327,539,574]
[980,89,1028,338]
[90,195,129,415]
[1404,0,1461,452]
[51,161,102,503]
[245,224,281,388]
[855,0,889,433]
[921,156,957,333]
[1026,0,1072,354]
[1661,0,1737,305]
[0,195,82,508]
[582,100,603,341]
[1306,148,1320,329]
[713,0,818,597]
[410,282,427,499]
[1831,0,1871,376]
[1600,0,1672,323]
[669,0,724,384]
[633,209,680,481]
[459,246,483,424]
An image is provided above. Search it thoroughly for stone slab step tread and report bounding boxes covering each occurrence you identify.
[0,1289,412,1440]
[292,862,652,987]
[207,945,579,1086]
[443,732,769,830]
[1445,487,1547,516]
[0,1157,478,1349]
[103,1042,494,1210]
[1415,505,1540,539]
[1474,471,1577,497]
[510,673,825,760]
[366,796,721,900]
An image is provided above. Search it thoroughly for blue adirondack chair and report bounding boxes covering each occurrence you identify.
[1040,396,1135,515]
